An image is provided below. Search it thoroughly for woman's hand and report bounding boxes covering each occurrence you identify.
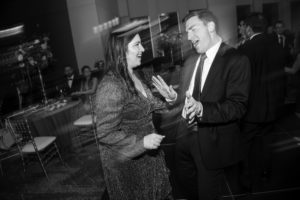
[143,133,165,149]
[152,75,177,101]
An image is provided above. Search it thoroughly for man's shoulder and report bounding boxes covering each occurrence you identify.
[220,43,245,58]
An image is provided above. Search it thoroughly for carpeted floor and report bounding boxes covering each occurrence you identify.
[0,140,105,200]
[1,104,300,200]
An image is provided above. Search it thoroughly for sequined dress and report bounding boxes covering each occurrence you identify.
[95,73,171,200]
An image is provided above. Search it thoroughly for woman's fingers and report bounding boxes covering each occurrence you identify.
[152,75,168,89]
[152,76,162,87]
[157,75,168,88]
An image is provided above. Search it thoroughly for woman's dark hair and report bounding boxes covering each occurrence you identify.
[81,65,93,82]
[81,65,91,74]
[105,30,139,95]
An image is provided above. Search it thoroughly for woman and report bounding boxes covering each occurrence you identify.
[72,65,98,112]
[95,26,171,199]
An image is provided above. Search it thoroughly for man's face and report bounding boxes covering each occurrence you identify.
[238,21,247,39]
[64,66,73,77]
[185,16,212,54]
[275,23,284,35]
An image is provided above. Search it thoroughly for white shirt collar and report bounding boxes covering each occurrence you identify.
[250,32,262,40]
[205,37,222,61]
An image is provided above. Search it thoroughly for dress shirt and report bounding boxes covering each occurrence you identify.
[182,37,222,119]
[249,32,262,40]
[277,34,285,48]
[67,75,74,88]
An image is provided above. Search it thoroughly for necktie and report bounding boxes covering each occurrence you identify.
[192,53,207,101]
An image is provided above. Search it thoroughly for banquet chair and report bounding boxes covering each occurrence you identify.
[73,95,96,137]
[7,118,64,180]
[73,95,101,158]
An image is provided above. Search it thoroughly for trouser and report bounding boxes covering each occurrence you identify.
[175,132,222,200]
[239,122,274,188]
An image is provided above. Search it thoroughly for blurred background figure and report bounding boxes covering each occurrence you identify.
[272,20,294,66]
[94,59,105,82]
[71,65,98,113]
[236,20,249,48]
[285,28,300,119]
[238,12,286,192]
[62,65,80,96]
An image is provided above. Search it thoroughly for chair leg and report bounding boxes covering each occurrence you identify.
[92,127,102,162]
[35,151,49,180]
[74,128,83,148]
[54,142,66,167]
[20,153,27,174]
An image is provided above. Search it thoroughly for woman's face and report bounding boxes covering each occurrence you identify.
[83,68,91,78]
[126,34,145,69]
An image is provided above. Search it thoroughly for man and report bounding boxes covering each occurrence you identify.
[153,10,251,200]
[238,13,286,190]
[236,20,249,48]
[274,20,286,48]
[62,66,80,95]
[272,20,294,66]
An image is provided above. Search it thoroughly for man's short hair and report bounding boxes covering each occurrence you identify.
[182,9,219,31]
[64,66,72,70]
[274,20,283,26]
[244,12,267,33]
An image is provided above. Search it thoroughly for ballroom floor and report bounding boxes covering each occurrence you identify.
[0,103,300,200]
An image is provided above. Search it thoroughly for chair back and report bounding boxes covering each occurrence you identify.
[6,118,36,152]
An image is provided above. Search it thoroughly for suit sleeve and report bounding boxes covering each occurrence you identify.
[95,79,145,161]
[200,55,251,123]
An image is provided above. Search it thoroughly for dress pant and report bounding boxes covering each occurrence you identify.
[239,122,274,190]
[175,130,222,200]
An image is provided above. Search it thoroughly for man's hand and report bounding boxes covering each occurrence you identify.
[184,92,203,124]
[152,75,177,101]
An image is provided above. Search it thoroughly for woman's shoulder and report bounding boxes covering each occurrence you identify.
[98,72,126,94]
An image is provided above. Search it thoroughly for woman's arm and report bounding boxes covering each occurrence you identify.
[74,77,98,95]
[95,78,146,161]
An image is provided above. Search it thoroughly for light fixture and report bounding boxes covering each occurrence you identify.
[0,25,24,39]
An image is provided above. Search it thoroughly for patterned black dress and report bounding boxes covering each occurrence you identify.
[95,73,171,200]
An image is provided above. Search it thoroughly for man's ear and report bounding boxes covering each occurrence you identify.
[207,21,215,33]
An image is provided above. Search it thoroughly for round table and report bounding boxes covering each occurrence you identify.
[13,100,85,153]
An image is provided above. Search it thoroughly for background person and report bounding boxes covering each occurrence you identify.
[71,65,98,112]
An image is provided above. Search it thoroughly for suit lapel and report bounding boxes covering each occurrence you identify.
[201,43,227,99]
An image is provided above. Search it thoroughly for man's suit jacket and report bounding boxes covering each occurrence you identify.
[176,43,251,170]
[238,33,286,123]
[63,75,81,95]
